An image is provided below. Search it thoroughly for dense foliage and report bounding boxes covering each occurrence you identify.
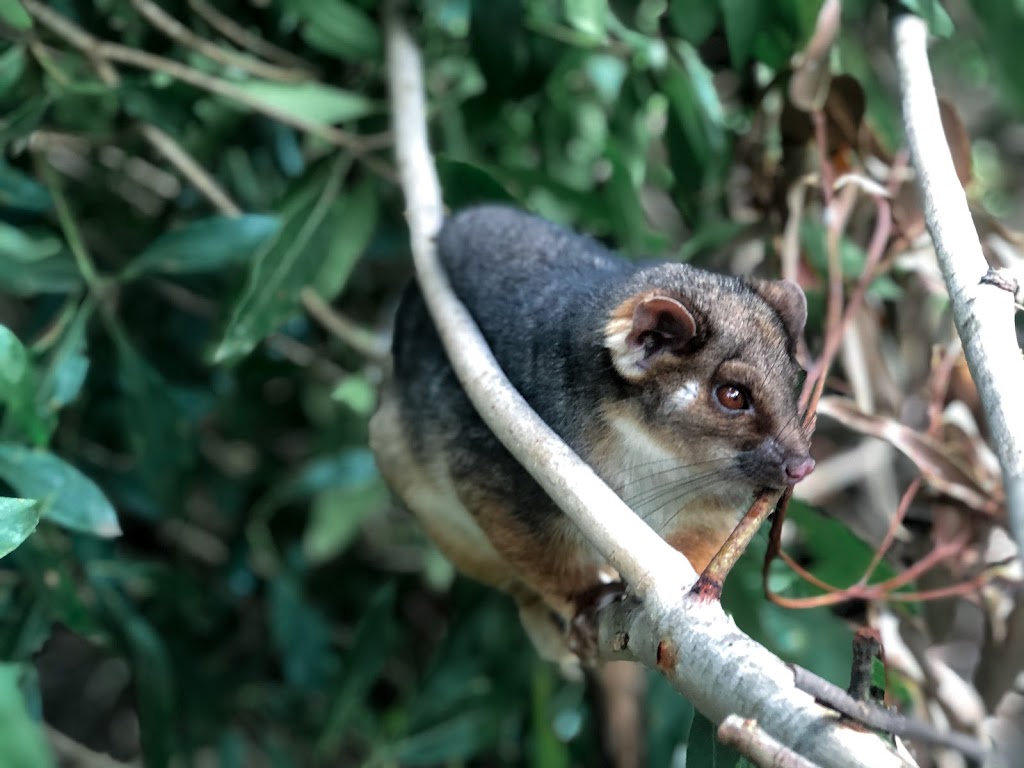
[0,0,1019,766]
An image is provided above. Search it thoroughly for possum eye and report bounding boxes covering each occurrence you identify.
[714,383,752,412]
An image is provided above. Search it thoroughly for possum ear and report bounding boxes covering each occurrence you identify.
[605,296,696,380]
[751,279,807,344]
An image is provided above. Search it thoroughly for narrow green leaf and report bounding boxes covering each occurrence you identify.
[213,158,350,363]
[0,325,29,393]
[0,497,39,559]
[720,0,765,69]
[228,81,378,125]
[317,584,396,755]
[269,571,336,690]
[0,249,81,296]
[36,299,92,414]
[0,160,50,212]
[0,46,27,98]
[0,443,121,537]
[0,325,50,444]
[91,584,175,768]
[0,664,54,768]
[565,0,608,39]
[124,214,281,278]
[0,223,62,262]
[0,0,30,31]
[312,179,379,300]
[290,0,381,60]
[0,96,48,145]
[377,710,503,766]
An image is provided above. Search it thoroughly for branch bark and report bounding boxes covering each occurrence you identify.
[384,5,913,767]
[892,13,1024,554]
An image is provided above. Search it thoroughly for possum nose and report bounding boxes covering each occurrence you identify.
[784,456,815,483]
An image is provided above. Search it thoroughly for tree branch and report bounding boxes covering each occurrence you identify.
[892,13,1024,555]
[384,5,916,767]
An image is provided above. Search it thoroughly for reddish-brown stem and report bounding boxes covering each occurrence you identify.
[860,478,921,585]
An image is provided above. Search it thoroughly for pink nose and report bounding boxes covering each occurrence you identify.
[785,456,815,483]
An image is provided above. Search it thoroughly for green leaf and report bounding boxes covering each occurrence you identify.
[0,46,27,98]
[229,80,378,125]
[603,141,668,254]
[269,570,337,690]
[0,325,29,397]
[901,0,954,37]
[255,446,376,515]
[0,0,30,31]
[317,584,396,756]
[36,299,92,415]
[303,478,388,565]
[90,583,175,768]
[0,497,39,559]
[0,247,81,296]
[312,179,379,300]
[686,710,742,768]
[0,443,121,537]
[565,0,608,39]
[0,223,62,262]
[213,157,350,363]
[0,95,48,146]
[661,43,731,225]
[112,333,197,517]
[437,157,518,209]
[0,160,49,212]
[427,0,471,37]
[289,0,382,60]
[0,664,53,768]
[124,214,280,278]
[668,0,720,45]
[721,0,766,69]
[0,325,50,444]
[329,375,376,416]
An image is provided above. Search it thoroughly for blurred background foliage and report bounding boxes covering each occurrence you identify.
[0,0,1019,766]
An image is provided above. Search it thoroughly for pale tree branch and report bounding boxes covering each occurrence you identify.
[384,4,914,767]
[892,13,1024,554]
[717,715,820,768]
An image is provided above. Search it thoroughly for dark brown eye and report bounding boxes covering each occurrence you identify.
[715,384,751,412]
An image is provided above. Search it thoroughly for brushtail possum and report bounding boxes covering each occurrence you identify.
[370,205,814,668]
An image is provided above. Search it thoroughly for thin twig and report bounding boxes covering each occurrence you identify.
[300,289,389,362]
[137,122,241,216]
[893,13,1024,555]
[129,0,310,82]
[790,665,986,760]
[21,0,395,181]
[187,0,314,70]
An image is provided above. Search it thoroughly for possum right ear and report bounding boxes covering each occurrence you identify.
[605,295,696,380]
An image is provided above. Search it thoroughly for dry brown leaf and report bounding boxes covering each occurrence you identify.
[817,397,1003,516]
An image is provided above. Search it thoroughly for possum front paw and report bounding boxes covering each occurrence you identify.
[567,581,627,664]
